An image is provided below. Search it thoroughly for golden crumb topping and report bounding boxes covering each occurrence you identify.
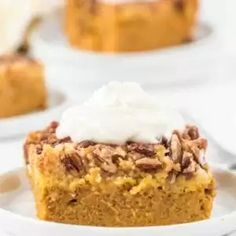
[24,121,209,184]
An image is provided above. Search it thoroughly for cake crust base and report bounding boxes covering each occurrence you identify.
[34,180,215,226]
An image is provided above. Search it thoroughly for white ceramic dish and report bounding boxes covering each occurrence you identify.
[0,166,236,236]
[31,11,221,89]
[0,89,70,139]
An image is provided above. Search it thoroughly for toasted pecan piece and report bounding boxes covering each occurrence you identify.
[170,134,182,162]
[62,153,84,172]
[135,158,162,171]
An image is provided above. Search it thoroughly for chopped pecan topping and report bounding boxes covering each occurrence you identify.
[198,149,207,168]
[170,134,182,162]
[100,162,117,174]
[49,121,59,130]
[205,188,214,195]
[25,121,209,181]
[111,154,123,164]
[94,145,125,158]
[93,153,106,163]
[184,172,194,180]
[188,143,200,158]
[192,138,208,150]
[184,138,207,166]
[28,122,72,147]
[181,151,192,169]
[40,133,58,145]
[160,136,169,148]
[59,137,71,143]
[79,140,96,148]
[128,143,155,157]
[36,145,43,155]
[183,125,199,140]
[135,158,162,171]
[93,146,120,174]
[94,152,117,174]
[62,153,83,172]
[172,126,208,170]
[182,157,196,174]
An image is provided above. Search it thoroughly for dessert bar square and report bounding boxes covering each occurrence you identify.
[0,54,47,118]
[65,0,198,52]
[24,122,215,226]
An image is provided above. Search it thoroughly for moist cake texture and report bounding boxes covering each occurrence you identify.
[0,54,47,118]
[24,122,216,226]
[65,0,199,52]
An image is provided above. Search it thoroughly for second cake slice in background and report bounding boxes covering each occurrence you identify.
[65,0,199,52]
[0,54,47,118]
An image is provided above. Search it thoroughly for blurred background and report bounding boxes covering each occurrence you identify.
[0,0,236,174]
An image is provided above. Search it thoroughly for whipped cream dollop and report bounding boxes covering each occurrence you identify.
[56,82,184,145]
[0,0,63,55]
[0,0,32,55]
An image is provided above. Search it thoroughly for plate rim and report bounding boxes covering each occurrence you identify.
[0,88,71,139]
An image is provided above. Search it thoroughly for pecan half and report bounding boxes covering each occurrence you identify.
[182,158,196,174]
[160,136,169,148]
[40,133,58,145]
[135,158,162,171]
[185,138,208,166]
[183,126,199,140]
[192,138,208,150]
[93,153,106,163]
[181,151,192,169]
[111,154,123,164]
[49,121,59,130]
[59,137,71,144]
[128,143,155,157]
[170,134,182,162]
[36,145,43,155]
[46,136,71,147]
[184,172,194,180]
[78,140,96,148]
[62,153,83,172]
[100,162,117,174]
[93,146,119,174]
[198,149,207,168]
[182,151,196,174]
[188,144,200,160]
[94,153,118,174]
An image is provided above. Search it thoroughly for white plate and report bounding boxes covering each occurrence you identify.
[0,89,70,139]
[31,11,221,88]
[0,166,236,236]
